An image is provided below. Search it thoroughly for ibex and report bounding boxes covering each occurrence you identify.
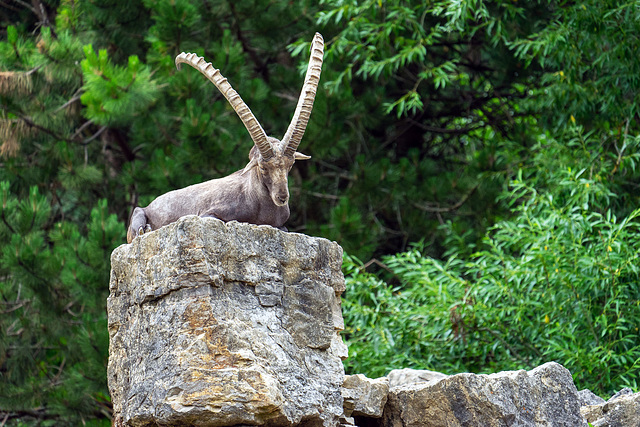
[127,33,324,243]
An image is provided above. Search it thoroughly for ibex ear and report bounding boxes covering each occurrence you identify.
[241,158,258,175]
[294,152,311,161]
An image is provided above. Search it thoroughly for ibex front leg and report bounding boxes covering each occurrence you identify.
[127,207,152,243]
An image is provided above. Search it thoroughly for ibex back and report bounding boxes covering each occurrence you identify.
[127,33,324,243]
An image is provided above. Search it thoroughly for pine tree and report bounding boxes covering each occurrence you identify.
[0,5,130,424]
[0,1,324,423]
[0,181,121,424]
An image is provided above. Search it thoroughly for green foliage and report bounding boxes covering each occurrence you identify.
[81,46,159,126]
[0,2,329,422]
[343,130,640,396]
[296,0,548,257]
[342,252,468,377]
[0,182,121,425]
[509,1,640,128]
[337,0,640,397]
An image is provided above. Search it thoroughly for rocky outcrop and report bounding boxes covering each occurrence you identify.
[108,215,347,426]
[342,374,389,418]
[578,388,606,406]
[380,362,585,427]
[107,214,636,427]
[344,366,640,427]
[581,388,640,427]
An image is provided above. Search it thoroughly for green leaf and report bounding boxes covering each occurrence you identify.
[7,25,17,45]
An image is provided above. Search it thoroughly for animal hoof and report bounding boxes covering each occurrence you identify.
[135,224,152,240]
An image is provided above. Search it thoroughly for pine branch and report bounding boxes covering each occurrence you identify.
[8,0,36,15]
[53,89,83,113]
[9,109,67,141]
[82,125,107,145]
[0,0,20,13]
[413,185,479,213]
[0,408,49,423]
[31,0,52,27]
[308,191,340,200]
[228,1,268,80]
[408,118,483,135]
[0,300,28,314]
[1,209,16,234]
[69,119,94,140]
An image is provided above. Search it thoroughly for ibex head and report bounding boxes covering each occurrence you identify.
[175,33,324,208]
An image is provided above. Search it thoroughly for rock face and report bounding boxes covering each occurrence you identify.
[386,368,448,389]
[581,389,640,427]
[342,374,389,418]
[107,215,347,426]
[577,389,605,407]
[381,362,585,427]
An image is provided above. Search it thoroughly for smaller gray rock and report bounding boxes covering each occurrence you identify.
[580,405,604,426]
[339,416,356,426]
[609,387,633,402]
[386,368,447,389]
[578,389,605,406]
[342,374,389,418]
[382,362,585,427]
[582,391,640,427]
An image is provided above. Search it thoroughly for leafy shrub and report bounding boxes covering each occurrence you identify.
[342,128,640,396]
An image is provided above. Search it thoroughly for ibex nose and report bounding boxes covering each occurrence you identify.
[276,195,288,205]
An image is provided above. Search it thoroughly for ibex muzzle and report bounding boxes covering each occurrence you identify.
[126,33,324,243]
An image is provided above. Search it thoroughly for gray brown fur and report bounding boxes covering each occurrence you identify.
[127,33,324,243]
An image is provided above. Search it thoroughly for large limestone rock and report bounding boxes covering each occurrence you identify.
[107,215,347,426]
[381,362,585,426]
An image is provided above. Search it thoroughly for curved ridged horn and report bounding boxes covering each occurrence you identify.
[176,52,274,160]
[282,33,324,158]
